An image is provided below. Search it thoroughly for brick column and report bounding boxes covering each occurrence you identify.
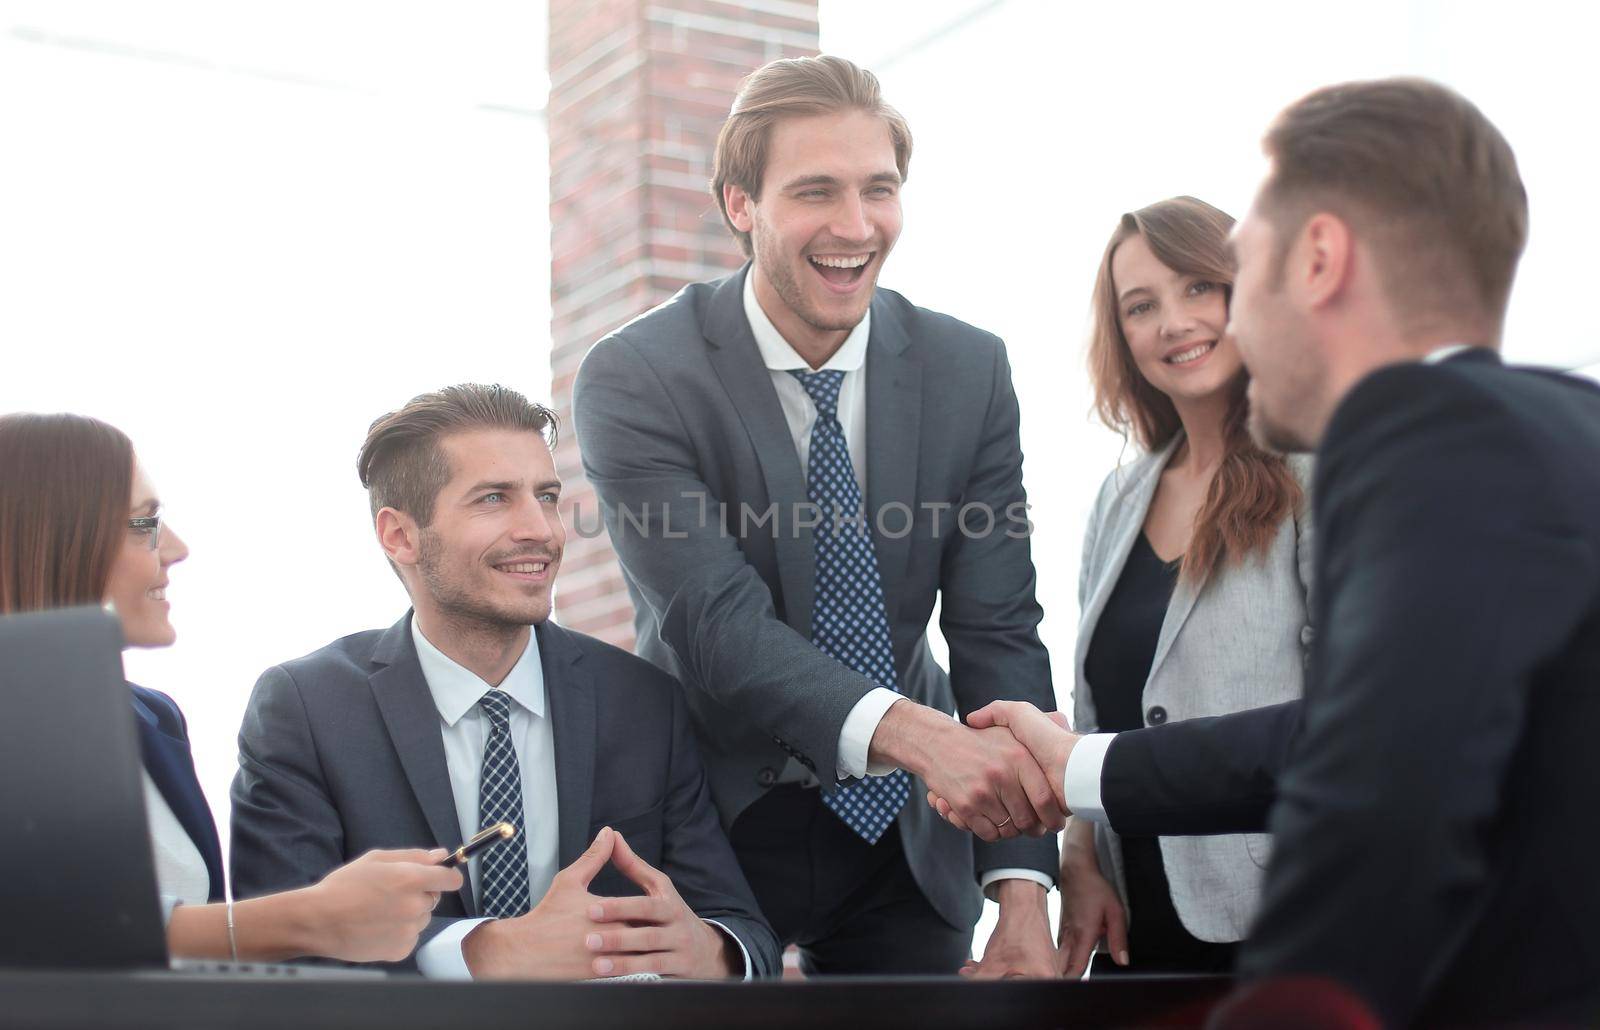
[548,0,819,647]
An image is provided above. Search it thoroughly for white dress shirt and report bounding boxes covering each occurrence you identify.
[743,270,900,783]
[1062,342,1483,823]
[744,273,1050,896]
[412,620,559,978]
[410,620,751,980]
[144,770,211,926]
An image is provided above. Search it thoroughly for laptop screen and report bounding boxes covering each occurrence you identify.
[0,606,168,969]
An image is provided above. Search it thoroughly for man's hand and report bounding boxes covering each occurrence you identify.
[461,827,626,980]
[871,700,1064,842]
[584,831,739,979]
[958,880,1058,979]
[926,703,1079,833]
[1056,820,1127,978]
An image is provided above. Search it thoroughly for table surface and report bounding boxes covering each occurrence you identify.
[0,969,1232,1030]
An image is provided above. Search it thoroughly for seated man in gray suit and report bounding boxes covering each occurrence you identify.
[230,384,779,979]
[573,55,1060,976]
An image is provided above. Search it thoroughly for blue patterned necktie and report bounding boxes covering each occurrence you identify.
[790,369,910,845]
[476,689,530,917]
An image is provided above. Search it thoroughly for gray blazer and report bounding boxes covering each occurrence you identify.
[572,266,1058,931]
[1075,437,1314,943]
[229,614,780,975]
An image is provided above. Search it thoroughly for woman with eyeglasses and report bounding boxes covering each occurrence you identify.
[0,412,462,964]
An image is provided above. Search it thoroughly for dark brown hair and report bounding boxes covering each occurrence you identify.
[0,413,135,613]
[1089,197,1302,583]
[712,55,912,257]
[1260,77,1528,339]
[357,383,558,527]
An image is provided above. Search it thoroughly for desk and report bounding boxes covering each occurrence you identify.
[0,970,1230,1029]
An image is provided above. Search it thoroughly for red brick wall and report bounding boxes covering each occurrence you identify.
[548,0,819,647]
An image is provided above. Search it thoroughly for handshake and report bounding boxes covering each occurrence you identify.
[898,700,1082,842]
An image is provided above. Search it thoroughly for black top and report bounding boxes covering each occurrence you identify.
[1084,532,1236,974]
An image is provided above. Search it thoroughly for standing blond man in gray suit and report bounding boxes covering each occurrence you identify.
[573,55,1059,976]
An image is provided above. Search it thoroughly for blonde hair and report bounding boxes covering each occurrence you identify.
[711,55,912,257]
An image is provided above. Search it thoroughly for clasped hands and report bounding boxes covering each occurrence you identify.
[462,826,738,980]
[921,702,1081,840]
[881,700,1087,979]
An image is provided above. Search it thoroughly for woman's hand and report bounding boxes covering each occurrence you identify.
[297,848,463,963]
[1056,821,1128,978]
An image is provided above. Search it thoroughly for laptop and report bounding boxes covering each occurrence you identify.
[0,606,375,978]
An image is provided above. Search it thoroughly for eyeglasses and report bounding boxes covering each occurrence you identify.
[128,515,162,552]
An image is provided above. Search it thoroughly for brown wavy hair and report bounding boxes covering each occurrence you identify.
[0,413,135,613]
[1088,196,1301,583]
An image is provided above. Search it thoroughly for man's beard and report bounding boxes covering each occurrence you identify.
[754,231,872,334]
[1246,374,1318,454]
[1247,404,1314,454]
[417,533,550,631]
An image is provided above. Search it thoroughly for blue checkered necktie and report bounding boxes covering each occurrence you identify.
[790,369,910,845]
[476,689,530,918]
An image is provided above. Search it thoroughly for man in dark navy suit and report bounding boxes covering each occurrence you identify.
[934,78,1600,1026]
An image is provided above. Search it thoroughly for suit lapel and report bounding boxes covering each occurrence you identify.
[129,690,226,903]
[1146,557,1202,685]
[539,622,596,868]
[1075,438,1180,689]
[703,265,815,637]
[1141,435,1203,684]
[865,301,920,613]
[368,612,474,915]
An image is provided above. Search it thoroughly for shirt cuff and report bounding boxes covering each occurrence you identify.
[980,868,1055,902]
[415,917,492,980]
[1063,732,1116,825]
[836,687,904,779]
[160,895,181,928]
[703,919,753,980]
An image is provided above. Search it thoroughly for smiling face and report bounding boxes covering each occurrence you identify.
[725,108,903,358]
[1111,232,1241,406]
[400,428,564,631]
[103,461,189,648]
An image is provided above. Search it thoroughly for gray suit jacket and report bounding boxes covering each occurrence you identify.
[229,614,780,976]
[1075,437,1313,942]
[572,266,1057,930]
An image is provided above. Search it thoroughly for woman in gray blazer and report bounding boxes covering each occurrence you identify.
[1058,197,1313,977]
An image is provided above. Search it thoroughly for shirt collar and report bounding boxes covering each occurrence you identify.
[742,265,871,374]
[1422,343,1477,365]
[410,616,546,726]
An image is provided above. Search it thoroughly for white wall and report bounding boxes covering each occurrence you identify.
[822,0,1600,680]
[0,0,551,844]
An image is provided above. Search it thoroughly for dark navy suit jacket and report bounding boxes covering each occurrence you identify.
[130,683,225,903]
[1101,352,1600,1025]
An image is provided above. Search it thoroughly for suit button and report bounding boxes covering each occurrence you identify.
[1147,706,1168,726]
[757,767,777,787]
[1300,625,1316,647]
